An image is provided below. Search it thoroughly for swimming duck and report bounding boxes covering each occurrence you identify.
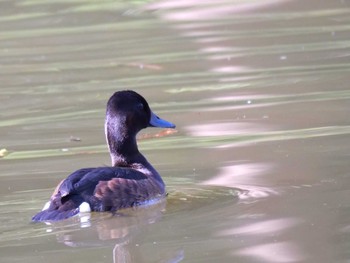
[32,90,175,222]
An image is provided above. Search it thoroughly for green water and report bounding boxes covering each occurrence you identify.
[1,0,350,262]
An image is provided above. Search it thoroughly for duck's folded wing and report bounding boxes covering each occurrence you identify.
[31,167,147,222]
[72,167,147,194]
[92,176,162,211]
[75,167,151,211]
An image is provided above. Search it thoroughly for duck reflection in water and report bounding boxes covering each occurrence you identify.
[32,90,176,222]
[48,200,184,263]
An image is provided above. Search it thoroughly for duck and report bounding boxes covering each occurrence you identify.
[32,90,175,222]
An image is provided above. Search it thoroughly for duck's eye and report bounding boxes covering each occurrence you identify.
[136,103,145,111]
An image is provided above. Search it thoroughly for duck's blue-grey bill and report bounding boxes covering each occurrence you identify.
[149,111,176,128]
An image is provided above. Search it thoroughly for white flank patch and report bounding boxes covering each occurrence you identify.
[79,202,91,213]
[78,202,92,227]
[42,201,51,211]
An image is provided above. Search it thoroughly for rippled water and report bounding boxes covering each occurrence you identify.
[1,0,350,262]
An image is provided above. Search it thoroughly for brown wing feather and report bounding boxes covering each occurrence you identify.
[93,177,164,211]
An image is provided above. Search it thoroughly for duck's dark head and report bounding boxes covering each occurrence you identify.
[105,90,175,166]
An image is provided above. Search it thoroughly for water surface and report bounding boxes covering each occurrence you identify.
[1,0,350,262]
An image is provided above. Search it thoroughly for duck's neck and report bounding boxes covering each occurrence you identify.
[105,118,164,187]
[105,120,141,167]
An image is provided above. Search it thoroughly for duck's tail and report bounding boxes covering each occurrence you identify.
[32,208,79,222]
[32,196,88,222]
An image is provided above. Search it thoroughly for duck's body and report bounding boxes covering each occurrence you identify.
[32,90,175,222]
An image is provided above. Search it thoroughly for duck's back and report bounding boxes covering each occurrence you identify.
[32,166,166,222]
